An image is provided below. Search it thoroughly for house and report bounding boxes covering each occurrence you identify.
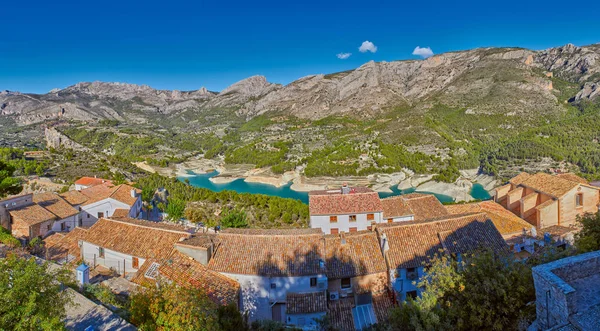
[324,231,393,330]
[75,218,191,276]
[381,193,449,223]
[495,172,600,229]
[285,292,328,329]
[45,227,89,264]
[74,176,113,191]
[61,184,143,227]
[376,213,507,302]
[531,250,600,330]
[0,193,79,241]
[207,228,328,326]
[309,185,383,234]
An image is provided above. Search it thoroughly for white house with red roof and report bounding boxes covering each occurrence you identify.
[308,185,384,234]
[74,176,113,191]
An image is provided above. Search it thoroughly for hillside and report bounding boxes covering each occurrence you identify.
[2,43,600,182]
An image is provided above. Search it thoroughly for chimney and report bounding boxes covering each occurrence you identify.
[341,182,350,194]
[130,189,136,198]
[340,232,346,245]
[381,233,389,254]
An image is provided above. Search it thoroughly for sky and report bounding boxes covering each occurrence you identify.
[1,0,599,94]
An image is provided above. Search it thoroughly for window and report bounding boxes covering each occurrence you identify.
[349,215,357,222]
[330,216,338,223]
[349,227,357,233]
[61,222,66,231]
[388,218,393,223]
[47,224,51,231]
[98,247,105,258]
[406,290,418,300]
[132,257,139,269]
[270,283,277,289]
[330,228,339,234]
[341,278,351,289]
[97,212,104,218]
[406,267,418,280]
[367,214,374,221]
[576,193,583,207]
[310,277,317,287]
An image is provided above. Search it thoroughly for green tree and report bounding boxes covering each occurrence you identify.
[575,212,600,252]
[221,208,248,228]
[217,303,248,330]
[165,198,186,221]
[0,254,74,330]
[0,160,22,198]
[129,281,219,330]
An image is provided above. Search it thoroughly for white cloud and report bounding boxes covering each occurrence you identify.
[412,46,434,58]
[359,41,377,53]
[336,52,352,60]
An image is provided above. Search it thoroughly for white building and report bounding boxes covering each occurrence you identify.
[73,176,113,191]
[308,185,384,234]
[207,228,328,329]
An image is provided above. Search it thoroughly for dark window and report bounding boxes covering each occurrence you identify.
[349,215,357,222]
[407,267,418,280]
[576,193,583,207]
[98,247,105,258]
[97,212,104,218]
[330,216,337,223]
[341,278,351,289]
[270,283,277,289]
[406,290,418,300]
[388,218,393,223]
[61,222,66,231]
[331,228,339,234]
[47,224,51,231]
[310,277,317,287]
[367,214,374,221]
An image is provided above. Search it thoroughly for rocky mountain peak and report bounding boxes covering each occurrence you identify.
[220,75,274,97]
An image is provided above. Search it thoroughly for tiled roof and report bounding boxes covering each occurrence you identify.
[79,185,115,205]
[539,225,577,237]
[178,234,219,249]
[74,177,113,187]
[111,209,130,219]
[60,190,89,206]
[9,203,56,225]
[381,196,413,218]
[221,228,322,235]
[82,218,190,260]
[519,173,579,198]
[509,172,532,186]
[446,201,533,236]
[33,192,79,219]
[208,232,324,277]
[286,291,327,314]
[377,213,507,269]
[108,184,141,206]
[372,293,394,326]
[309,187,383,216]
[78,184,140,207]
[324,231,387,279]
[556,173,589,184]
[45,227,89,262]
[155,249,240,307]
[402,194,449,221]
[328,297,355,331]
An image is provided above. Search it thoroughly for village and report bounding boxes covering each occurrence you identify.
[1,170,600,331]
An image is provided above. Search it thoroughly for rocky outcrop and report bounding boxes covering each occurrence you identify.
[535,43,600,82]
[45,127,91,152]
[575,81,600,101]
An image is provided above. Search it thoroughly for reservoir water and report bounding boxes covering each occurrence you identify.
[179,171,490,204]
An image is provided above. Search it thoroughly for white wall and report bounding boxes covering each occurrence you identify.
[392,267,425,302]
[81,241,145,275]
[287,312,326,330]
[50,215,78,233]
[220,272,327,321]
[81,197,140,227]
[388,215,414,222]
[310,212,383,234]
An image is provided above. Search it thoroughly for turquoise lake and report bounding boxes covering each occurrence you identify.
[178,171,492,204]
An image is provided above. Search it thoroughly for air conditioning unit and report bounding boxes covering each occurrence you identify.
[329,292,339,301]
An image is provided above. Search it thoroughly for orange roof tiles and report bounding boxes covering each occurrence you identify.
[377,213,507,269]
[447,201,533,236]
[381,196,413,218]
[108,184,141,206]
[519,173,580,198]
[60,190,89,206]
[111,209,130,219]
[324,231,387,279]
[33,192,79,219]
[286,291,327,314]
[78,184,140,207]
[309,187,383,215]
[80,184,115,205]
[74,177,113,187]
[556,173,589,184]
[208,231,325,277]
[45,227,89,262]
[509,172,532,186]
[402,194,449,221]
[82,218,190,260]
[9,203,56,225]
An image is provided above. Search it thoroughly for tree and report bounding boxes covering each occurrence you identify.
[221,208,248,228]
[575,212,600,253]
[129,281,219,330]
[165,198,186,221]
[0,254,74,330]
[0,160,22,198]
[217,303,248,330]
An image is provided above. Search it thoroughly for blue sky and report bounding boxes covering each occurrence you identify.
[2,0,599,94]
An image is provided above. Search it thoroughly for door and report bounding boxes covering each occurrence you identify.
[271,303,285,322]
[132,257,139,269]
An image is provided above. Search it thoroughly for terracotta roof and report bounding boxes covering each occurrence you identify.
[108,184,141,206]
[74,177,113,187]
[509,172,532,186]
[79,185,115,205]
[309,187,383,216]
[381,196,413,218]
[519,173,580,198]
[328,297,355,331]
[60,190,89,206]
[286,291,327,314]
[9,203,56,225]
[220,228,322,235]
[154,249,240,307]
[178,234,219,249]
[208,232,324,277]
[82,218,190,260]
[446,201,533,236]
[111,209,130,219]
[556,173,589,184]
[402,194,449,221]
[324,231,387,279]
[78,184,140,207]
[377,213,507,269]
[33,192,79,219]
[373,293,394,326]
[45,227,89,262]
[539,225,577,237]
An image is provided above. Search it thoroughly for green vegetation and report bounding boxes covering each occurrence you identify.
[0,254,74,330]
[221,208,249,228]
[0,160,22,198]
[0,227,20,248]
[574,212,600,253]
